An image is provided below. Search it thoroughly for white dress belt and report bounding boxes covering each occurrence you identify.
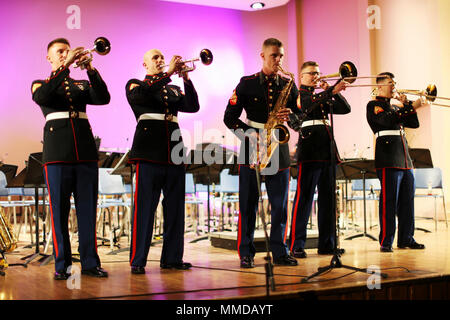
[301,119,330,127]
[376,130,402,137]
[138,113,178,123]
[46,111,88,122]
[246,119,266,129]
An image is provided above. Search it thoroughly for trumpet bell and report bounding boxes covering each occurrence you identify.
[199,49,213,65]
[93,37,111,55]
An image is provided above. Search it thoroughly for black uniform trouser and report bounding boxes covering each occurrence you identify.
[130,161,186,267]
[377,168,416,248]
[289,162,336,251]
[237,165,290,259]
[44,162,100,272]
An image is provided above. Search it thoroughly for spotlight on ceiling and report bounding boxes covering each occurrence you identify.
[250,2,265,10]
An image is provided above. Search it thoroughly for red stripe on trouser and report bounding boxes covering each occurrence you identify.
[283,176,290,243]
[44,165,59,258]
[290,163,302,251]
[381,168,386,246]
[237,165,242,258]
[130,162,140,265]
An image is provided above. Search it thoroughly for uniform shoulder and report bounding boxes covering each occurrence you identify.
[240,73,259,82]
[126,78,144,90]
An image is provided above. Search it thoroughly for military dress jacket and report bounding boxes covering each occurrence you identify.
[32,65,111,164]
[294,84,351,163]
[223,72,299,170]
[126,73,200,165]
[366,96,419,169]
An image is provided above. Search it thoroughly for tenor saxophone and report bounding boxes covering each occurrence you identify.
[258,66,295,170]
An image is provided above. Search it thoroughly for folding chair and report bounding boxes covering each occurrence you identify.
[414,168,448,232]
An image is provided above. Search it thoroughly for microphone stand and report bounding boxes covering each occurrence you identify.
[302,89,387,283]
[254,164,275,296]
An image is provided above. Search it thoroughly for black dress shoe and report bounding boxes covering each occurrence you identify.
[240,256,255,269]
[54,270,70,280]
[160,261,192,270]
[398,242,425,249]
[81,266,108,278]
[273,254,298,266]
[292,248,307,258]
[380,246,393,252]
[131,266,146,274]
[318,248,346,255]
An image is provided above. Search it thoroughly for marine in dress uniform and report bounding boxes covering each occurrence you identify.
[31,38,110,280]
[288,61,350,259]
[126,49,200,274]
[366,72,425,252]
[223,38,299,268]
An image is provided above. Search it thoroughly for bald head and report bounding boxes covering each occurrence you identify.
[143,49,165,75]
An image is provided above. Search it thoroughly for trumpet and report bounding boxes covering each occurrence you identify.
[74,37,111,70]
[162,48,213,75]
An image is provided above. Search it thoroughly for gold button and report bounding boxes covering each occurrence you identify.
[69,98,73,102]
[164,96,168,100]
[269,103,273,107]
[269,89,273,92]
[66,92,71,96]
[269,96,273,99]
[65,86,70,90]
[163,89,168,93]
[64,81,69,85]
[50,127,53,132]
[268,82,272,86]
[144,127,147,131]
[254,98,258,101]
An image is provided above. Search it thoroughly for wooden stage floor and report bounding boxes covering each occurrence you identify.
[1,220,450,301]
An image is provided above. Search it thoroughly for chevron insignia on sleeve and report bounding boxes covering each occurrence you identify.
[129,83,140,91]
[229,90,238,105]
[374,106,384,115]
[32,83,42,93]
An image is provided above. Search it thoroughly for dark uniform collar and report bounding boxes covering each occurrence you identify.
[259,71,279,86]
[375,96,391,103]
[300,84,315,93]
[145,72,166,81]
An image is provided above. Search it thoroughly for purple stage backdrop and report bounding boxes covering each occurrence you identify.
[0,0,295,168]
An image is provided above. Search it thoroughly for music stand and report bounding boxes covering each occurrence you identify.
[106,151,133,255]
[409,148,433,169]
[302,102,387,283]
[338,159,378,241]
[409,148,434,233]
[186,143,238,241]
[20,153,52,266]
[0,164,18,184]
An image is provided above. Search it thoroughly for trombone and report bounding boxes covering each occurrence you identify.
[317,61,393,88]
[74,37,111,70]
[396,84,450,107]
[162,48,213,75]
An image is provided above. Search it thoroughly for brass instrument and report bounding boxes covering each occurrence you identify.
[258,65,294,170]
[163,48,213,75]
[396,84,450,107]
[316,61,358,87]
[0,210,17,254]
[75,37,111,70]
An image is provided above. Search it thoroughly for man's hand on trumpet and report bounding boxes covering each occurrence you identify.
[63,47,85,69]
